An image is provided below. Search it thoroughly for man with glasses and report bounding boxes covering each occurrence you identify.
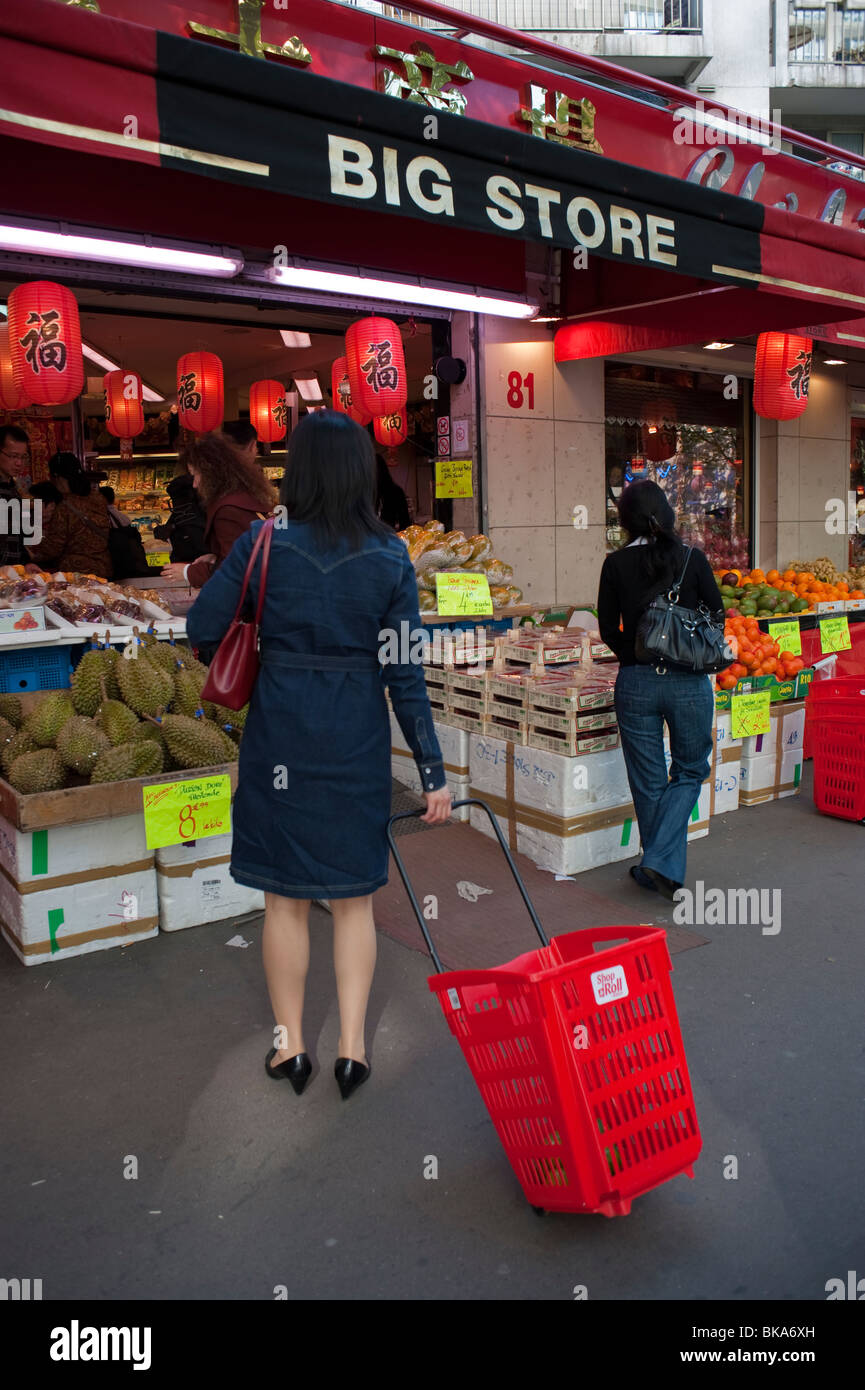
[0,424,31,567]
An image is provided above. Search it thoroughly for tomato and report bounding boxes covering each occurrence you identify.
[729,662,747,679]
[762,658,778,674]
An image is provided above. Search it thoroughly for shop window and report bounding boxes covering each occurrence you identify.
[604,362,750,572]
[850,417,865,572]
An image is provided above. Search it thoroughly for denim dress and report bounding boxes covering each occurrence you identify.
[186,520,446,899]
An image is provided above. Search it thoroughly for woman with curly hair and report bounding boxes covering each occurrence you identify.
[162,431,275,588]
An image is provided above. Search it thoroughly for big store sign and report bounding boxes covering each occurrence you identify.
[53,0,865,234]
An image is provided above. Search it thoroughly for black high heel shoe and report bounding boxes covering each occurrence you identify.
[334,1057,370,1101]
[265,1048,312,1095]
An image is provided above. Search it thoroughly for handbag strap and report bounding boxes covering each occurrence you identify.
[232,518,273,624]
[669,545,692,601]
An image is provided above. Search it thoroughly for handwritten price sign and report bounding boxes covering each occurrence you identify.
[731,691,772,740]
[819,615,852,654]
[435,571,493,616]
[768,618,802,656]
[142,775,231,850]
[435,458,473,499]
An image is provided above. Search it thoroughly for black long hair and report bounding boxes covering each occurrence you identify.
[48,451,90,497]
[617,480,686,587]
[280,410,393,548]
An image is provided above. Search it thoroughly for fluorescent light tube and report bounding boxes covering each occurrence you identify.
[269,265,538,319]
[0,221,242,277]
[279,330,312,348]
[294,376,323,401]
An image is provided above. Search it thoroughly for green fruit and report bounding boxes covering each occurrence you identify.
[171,669,208,719]
[209,702,248,733]
[720,585,736,598]
[90,742,141,784]
[70,648,120,716]
[0,693,23,728]
[23,692,75,748]
[7,748,67,794]
[132,741,164,777]
[95,697,139,747]
[757,608,773,617]
[56,716,111,775]
[1,728,37,777]
[140,634,182,675]
[152,714,238,770]
[792,598,810,613]
[740,602,758,616]
[0,715,16,748]
[116,655,174,718]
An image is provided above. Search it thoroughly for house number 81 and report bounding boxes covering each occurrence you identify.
[507,371,535,410]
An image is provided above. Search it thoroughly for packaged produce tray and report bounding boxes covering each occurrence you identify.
[714,667,814,710]
[0,607,81,649]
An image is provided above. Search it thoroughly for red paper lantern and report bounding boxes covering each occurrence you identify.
[104,370,144,439]
[0,325,28,411]
[754,333,812,420]
[249,379,287,443]
[176,351,224,433]
[374,412,407,447]
[7,280,84,405]
[345,318,407,418]
[331,356,371,425]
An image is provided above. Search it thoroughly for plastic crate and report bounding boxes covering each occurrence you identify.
[430,925,701,1217]
[0,644,74,693]
[811,713,865,822]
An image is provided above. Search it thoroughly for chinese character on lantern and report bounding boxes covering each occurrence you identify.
[786,349,812,402]
[178,372,202,414]
[19,309,68,375]
[361,340,400,395]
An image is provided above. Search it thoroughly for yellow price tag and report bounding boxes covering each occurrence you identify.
[820,615,851,653]
[435,571,493,616]
[768,619,801,656]
[143,774,232,851]
[147,551,170,567]
[435,458,473,499]
[730,691,772,739]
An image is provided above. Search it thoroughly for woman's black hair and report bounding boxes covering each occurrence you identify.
[616,480,685,587]
[48,451,90,497]
[279,410,393,548]
[28,480,62,505]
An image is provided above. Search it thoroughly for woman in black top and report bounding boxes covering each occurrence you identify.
[597,480,723,899]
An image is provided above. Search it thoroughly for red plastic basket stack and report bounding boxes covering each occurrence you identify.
[809,677,865,821]
[428,925,701,1217]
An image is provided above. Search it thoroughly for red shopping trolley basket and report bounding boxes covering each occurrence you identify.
[386,799,702,1218]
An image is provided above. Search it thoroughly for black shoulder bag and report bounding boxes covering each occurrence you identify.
[634,546,735,674]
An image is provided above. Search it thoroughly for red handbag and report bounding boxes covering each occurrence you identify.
[200,519,274,710]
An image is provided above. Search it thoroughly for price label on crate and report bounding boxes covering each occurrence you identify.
[730,690,771,739]
[435,571,493,616]
[768,618,801,656]
[819,615,852,654]
[147,551,170,567]
[143,774,231,850]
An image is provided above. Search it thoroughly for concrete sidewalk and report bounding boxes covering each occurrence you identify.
[0,764,861,1301]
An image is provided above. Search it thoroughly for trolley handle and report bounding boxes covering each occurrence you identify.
[386,797,549,975]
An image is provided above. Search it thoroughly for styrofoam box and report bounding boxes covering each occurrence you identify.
[711,762,741,816]
[389,712,469,775]
[688,781,711,840]
[469,733,632,819]
[391,760,471,821]
[740,702,806,762]
[714,710,743,754]
[0,811,149,885]
[469,802,640,876]
[740,749,803,802]
[156,834,264,931]
[0,863,158,966]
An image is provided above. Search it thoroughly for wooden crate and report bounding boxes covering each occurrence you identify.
[528,725,619,756]
[0,762,239,833]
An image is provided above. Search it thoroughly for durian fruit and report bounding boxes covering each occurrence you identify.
[94,678,140,746]
[148,713,238,769]
[0,715,17,748]
[0,693,23,728]
[89,742,142,784]
[140,634,182,676]
[1,728,37,777]
[209,701,248,733]
[70,647,120,716]
[174,649,211,685]
[132,741,164,777]
[172,668,208,719]
[56,715,111,775]
[116,655,174,718]
[7,748,67,794]
[23,692,75,749]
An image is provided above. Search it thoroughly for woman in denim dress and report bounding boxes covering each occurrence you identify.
[597,481,723,901]
[187,411,452,1100]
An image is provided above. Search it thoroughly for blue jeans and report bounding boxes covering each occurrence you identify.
[614,664,714,887]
